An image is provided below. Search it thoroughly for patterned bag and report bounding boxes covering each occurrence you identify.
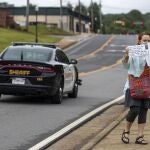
[129,66,150,99]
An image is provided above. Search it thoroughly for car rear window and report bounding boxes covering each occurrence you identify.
[2,47,53,62]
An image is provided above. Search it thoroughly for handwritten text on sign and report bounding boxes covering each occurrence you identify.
[128,43,150,57]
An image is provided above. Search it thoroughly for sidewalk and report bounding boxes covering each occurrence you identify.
[92,110,150,150]
[45,105,150,150]
[46,105,126,150]
[57,33,95,49]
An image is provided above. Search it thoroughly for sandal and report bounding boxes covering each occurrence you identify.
[121,130,130,144]
[135,135,148,145]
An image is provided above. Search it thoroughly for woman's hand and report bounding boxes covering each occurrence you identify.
[122,48,129,64]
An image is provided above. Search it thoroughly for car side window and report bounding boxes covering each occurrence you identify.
[56,50,70,64]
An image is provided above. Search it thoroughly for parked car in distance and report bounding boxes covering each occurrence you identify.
[0,42,82,104]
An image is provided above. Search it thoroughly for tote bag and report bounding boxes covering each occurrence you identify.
[129,66,150,99]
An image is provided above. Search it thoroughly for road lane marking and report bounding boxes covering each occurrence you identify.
[106,49,125,52]
[67,39,93,55]
[79,58,122,77]
[77,36,115,61]
[28,95,124,150]
[63,34,97,52]
[110,44,129,47]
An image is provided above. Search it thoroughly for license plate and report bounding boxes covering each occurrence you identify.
[12,78,25,85]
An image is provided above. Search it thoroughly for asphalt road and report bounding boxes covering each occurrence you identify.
[0,34,136,150]
[76,34,136,73]
[66,34,111,59]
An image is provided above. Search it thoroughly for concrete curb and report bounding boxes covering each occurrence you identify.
[29,97,124,150]
[59,40,78,50]
[80,109,129,150]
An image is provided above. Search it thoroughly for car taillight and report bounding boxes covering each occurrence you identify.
[43,67,55,73]
[35,66,55,73]
[0,65,4,69]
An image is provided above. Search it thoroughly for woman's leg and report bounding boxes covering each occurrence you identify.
[138,124,146,136]
[122,106,140,143]
[135,107,148,144]
[137,107,148,137]
[126,106,141,131]
[125,121,132,132]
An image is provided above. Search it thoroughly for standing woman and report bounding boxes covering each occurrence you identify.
[122,32,150,145]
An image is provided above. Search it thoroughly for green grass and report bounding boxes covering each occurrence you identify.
[26,24,74,35]
[0,27,61,52]
[47,27,74,35]
[27,24,49,35]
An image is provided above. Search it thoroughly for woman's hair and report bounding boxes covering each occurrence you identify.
[137,32,150,44]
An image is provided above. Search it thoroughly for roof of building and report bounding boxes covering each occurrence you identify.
[0,7,90,21]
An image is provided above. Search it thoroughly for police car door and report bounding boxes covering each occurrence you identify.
[56,50,74,92]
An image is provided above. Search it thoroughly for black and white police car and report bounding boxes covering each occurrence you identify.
[0,42,82,104]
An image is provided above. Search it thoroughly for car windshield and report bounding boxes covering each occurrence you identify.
[2,47,53,62]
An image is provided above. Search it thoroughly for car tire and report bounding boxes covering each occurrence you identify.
[51,84,63,104]
[68,82,78,98]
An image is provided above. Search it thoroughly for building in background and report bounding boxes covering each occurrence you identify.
[0,2,14,7]
[0,5,91,33]
[0,9,15,27]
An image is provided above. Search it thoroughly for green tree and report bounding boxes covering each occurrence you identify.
[102,9,147,34]
[143,13,150,32]
[67,1,73,10]
[74,2,88,16]
[126,10,145,33]
[88,2,101,33]
[127,10,144,21]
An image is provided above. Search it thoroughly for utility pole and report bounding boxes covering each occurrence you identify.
[26,0,29,31]
[35,6,39,43]
[91,0,94,32]
[79,0,81,33]
[99,0,103,33]
[60,0,63,30]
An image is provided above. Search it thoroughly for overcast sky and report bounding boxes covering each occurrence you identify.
[1,0,150,14]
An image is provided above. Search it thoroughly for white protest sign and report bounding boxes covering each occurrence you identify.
[146,43,150,66]
[128,43,150,57]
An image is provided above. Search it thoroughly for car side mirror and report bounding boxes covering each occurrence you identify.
[70,59,78,64]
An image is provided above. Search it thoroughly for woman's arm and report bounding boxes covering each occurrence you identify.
[122,48,129,63]
[122,48,129,69]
